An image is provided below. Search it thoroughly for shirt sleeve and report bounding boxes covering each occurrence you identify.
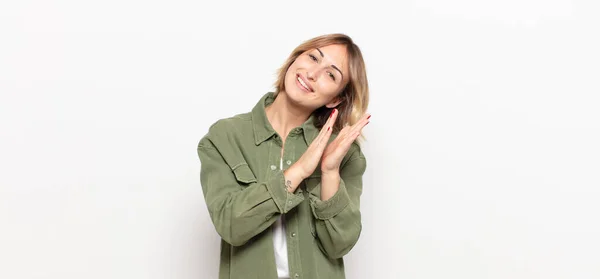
[197,137,304,247]
[308,145,367,259]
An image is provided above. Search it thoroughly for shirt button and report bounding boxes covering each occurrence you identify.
[288,200,292,204]
[286,160,292,165]
[291,232,296,237]
[270,165,277,170]
[294,273,299,278]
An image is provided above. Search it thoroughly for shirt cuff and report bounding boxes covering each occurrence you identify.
[309,178,351,220]
[265,170,304,214]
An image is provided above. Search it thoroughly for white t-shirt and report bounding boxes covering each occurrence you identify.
[273,157,290,278]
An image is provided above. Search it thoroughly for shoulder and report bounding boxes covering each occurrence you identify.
[345,141,366,162]
[198,112,253,148]
[341,141,367,176]
[208,112,252,133]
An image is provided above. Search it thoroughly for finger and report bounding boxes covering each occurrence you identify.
[357,112,371,128]
[332,131,358,158]
[338,130,361,151]
[314,108,339,143]
[338,124,351,137]
[348,112,370,135]
[325,108,339,129]
[345,114,370,143]
[317,118,335,149]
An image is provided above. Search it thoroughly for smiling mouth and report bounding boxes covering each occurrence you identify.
[296,74,313,92]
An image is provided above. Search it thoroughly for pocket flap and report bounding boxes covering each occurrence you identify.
[232,164,257,184]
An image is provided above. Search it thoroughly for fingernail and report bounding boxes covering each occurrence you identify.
[329,110,334,118]
[327,126,330,131]
[366,121,370,125]
[367,115,371,120]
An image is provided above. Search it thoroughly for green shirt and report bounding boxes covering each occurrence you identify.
[197,92,367,279]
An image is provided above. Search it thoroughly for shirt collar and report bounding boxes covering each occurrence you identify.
[252,92,320,146]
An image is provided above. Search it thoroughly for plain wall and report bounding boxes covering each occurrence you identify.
[1,0,599,278]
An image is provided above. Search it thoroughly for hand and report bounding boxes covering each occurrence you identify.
[320,112,370,175]
[288,108,339,180]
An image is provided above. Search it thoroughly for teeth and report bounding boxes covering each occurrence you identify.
[297,76,310,91]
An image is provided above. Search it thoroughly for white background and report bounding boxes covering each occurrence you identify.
[1,0,599,278]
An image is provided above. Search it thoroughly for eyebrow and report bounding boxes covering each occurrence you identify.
[316,48,344,81]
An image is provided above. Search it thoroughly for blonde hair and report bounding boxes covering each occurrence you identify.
[272,33,370,142]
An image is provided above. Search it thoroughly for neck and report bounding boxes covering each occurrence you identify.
[265,91,311,140]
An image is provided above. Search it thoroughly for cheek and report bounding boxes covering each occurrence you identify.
[284,68,297,84]
[317,80,342,94]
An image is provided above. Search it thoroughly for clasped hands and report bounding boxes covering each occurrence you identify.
[283,109,370,193]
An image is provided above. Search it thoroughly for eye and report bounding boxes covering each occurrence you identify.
[328,72,336,81]
[309,54,318,62]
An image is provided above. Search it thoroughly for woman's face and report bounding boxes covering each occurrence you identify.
[284,44,350,110]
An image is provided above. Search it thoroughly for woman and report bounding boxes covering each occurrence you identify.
[197,33,370,279]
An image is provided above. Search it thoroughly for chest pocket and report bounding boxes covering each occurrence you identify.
[231,163,257,184]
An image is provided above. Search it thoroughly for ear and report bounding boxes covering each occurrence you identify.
[325,95,344,108]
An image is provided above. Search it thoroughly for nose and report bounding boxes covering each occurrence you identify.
[306,66,323,81]
[306,70,316,81]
